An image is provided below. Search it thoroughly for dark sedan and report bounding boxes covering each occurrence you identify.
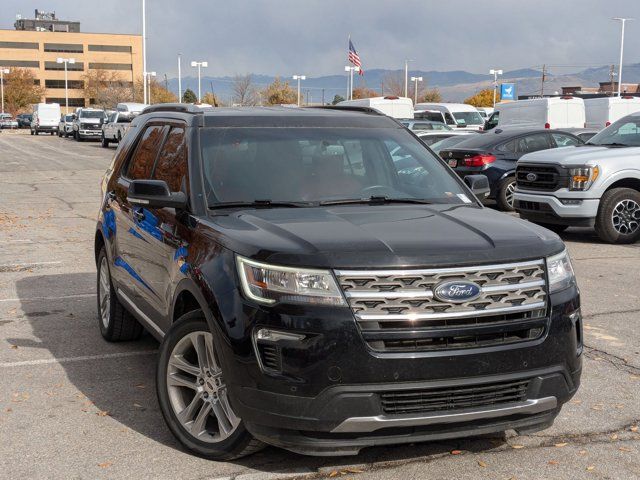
[439,127,584,211]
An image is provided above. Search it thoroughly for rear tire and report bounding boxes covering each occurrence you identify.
[156,312,265,460]
[101,135,110,148]
[496,176,516,212]
[595,188,640,244]
[96,248,144,342]
[30,129,34,135]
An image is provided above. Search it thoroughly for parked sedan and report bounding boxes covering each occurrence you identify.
[439,127,583,211]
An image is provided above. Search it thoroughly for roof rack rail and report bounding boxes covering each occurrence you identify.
[141,103,209,115]
[306,105,384,115]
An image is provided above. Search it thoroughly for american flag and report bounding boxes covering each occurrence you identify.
[348,38,364,75]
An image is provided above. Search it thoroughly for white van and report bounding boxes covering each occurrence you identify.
[584,96,640,129]
[31,103,61,135]
[414,103,484,131]
[491,97,585,130]
[337,96,413,119]
[116,102,148,114]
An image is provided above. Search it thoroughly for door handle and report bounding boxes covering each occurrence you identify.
[133,208,145,222]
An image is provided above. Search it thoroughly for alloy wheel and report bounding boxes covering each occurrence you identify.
[98,257,111,329]
[166,331,240,443]
[611,199,640,235]
[505,181,516,208]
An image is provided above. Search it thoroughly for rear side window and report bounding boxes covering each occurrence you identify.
[552,133,581,147]
[153,127,188,193]
[516,133,552,153]
[125,125,166,180]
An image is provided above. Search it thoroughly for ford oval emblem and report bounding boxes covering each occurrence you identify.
[526,172,538,182]
[433,280,482,303]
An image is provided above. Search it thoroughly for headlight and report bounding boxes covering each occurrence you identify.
[546,250,576,293]
[568,166,599,191]
[236,256,346,306]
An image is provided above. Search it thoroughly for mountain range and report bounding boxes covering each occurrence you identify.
[166,64,640,104]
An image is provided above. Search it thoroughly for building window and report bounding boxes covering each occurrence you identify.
[0,41,39,49]
[45,79,84,89]
[44,61,84,71]
[0,60,39,68]
[43,43,84,53]
[89,63,132,71]
[88,44,132,53]
[46,98,85,107]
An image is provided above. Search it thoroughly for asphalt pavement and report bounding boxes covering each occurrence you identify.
[0,130,638,480]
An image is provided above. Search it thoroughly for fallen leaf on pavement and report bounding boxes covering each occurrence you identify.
[96,410,109,417]
[450,450,463,455]
[555,442,568,447]
[631,426,638,432]
[511,445,525,449]
[135,384,146,389]
[610,434,618,441]
[133,403,143,408]
[329,471,339,478]
[578,450,587,455]
[9,345,18,350]
[586,466,595,471]
[344,468,363,473]
[548,460,559,465]
[477,460,487,467]
[97,462,112,468]
[619,447,631,452]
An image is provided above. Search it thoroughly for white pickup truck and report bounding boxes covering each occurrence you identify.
[101,111,133,147]
[514,112,640,244]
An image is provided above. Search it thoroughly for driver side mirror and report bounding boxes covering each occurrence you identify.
[464,175,490,198]
[127,179,187,209]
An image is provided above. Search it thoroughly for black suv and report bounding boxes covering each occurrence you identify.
[95,104,582,459]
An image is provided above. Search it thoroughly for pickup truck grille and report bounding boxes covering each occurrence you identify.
[335,260,548,352]
[516,164,566,191]
[380,378,530,415]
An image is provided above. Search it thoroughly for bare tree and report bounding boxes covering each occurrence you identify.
[382,72,405,97]
[83,69,134,107]
[232,74,258,106]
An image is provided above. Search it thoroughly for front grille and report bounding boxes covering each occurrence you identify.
[380,378,530,415]
[336,260,548,352]
[516,164,566,191]
[515,200,553,212]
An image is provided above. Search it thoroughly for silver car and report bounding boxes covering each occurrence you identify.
[57,114,75,137]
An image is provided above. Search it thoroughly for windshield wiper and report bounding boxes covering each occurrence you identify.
[320,196,432,206]
[209,199,310,209]
[593,142,629,147]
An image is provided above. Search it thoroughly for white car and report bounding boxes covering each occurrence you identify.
[0,113,18,129]
[57,114,74,137]
[414,103,485,131]
[101,111,133,147]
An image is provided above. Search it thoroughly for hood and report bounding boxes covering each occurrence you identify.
[202,204,564,269]
[520,145,640,165]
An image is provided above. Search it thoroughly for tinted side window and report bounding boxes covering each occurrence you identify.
[516,133,551,153]
[153,126,188,192]
[552,133,581,147]
[498,139,518,153]
[126,125,166,180]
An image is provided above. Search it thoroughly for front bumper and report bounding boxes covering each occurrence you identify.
[221,283,582,456]
[78,129,102,136]
[35,125,57,132]
[514,191,599,226]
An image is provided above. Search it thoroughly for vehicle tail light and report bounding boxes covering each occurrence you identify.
[544,122,551,129]
[464,154,496,167]
[605,121,611,127]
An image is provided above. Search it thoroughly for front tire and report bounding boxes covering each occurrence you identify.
[96,248,143,341]
[595,188,640,244]
[156,312,264,460]
[496,176,516,211]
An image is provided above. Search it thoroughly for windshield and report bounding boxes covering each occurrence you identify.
[65,115,74,121]
[452,111,484,125]
[587,117,640,147]
[80,111,105,119]
[200,127,472,207]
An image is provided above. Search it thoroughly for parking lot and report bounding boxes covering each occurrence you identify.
[0,130,639,479]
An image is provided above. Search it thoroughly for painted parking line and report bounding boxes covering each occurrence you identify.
[0,350,156,368]
[0,293,94,303]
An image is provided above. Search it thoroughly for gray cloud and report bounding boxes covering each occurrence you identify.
[2,0,638,79]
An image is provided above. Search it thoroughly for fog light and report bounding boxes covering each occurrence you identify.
[255,328,305,342]
[560,199,583,205]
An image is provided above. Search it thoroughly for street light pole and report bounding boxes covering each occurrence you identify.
[144,71,156,103]
[177,53,182,103]
[190,61,208,102]
[0,68,9,115]
[293,75,306,106]
[410,76,423,104]
[404,59,413,98]
[56,58,75,113]
[344,66,359,100]
[142,0,147,104]
[613,17,634,97]
[489,68,503,107]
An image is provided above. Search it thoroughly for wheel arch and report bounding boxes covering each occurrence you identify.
[94,228,106,266]
[604,177,640,193]
[172,279,218,328]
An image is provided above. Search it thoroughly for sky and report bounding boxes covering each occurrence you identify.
[2,0,639,80]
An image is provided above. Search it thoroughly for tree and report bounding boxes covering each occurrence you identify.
[352,87,378,99]
[83,69,133,108]
[2,68,45,115]
[261,77,297,105]
[133,78,177,104]
[331,94,345,105]
[464,88,498,107]
[182,88,197,103]
[382,72,405,97]
[232,74,258,106]
[419,88,443,103]
[201,92,221,106]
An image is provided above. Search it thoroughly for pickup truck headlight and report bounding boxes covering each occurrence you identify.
[546,250,576,293]
[237,256,346,306]
[568,166,599,191]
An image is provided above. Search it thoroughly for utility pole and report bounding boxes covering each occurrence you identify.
[141,0,147,104]
[321,88,325,105]
[164,73,168,90]
[410,76,423,104]
[489,69,503,107]
[540,64,547,97]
